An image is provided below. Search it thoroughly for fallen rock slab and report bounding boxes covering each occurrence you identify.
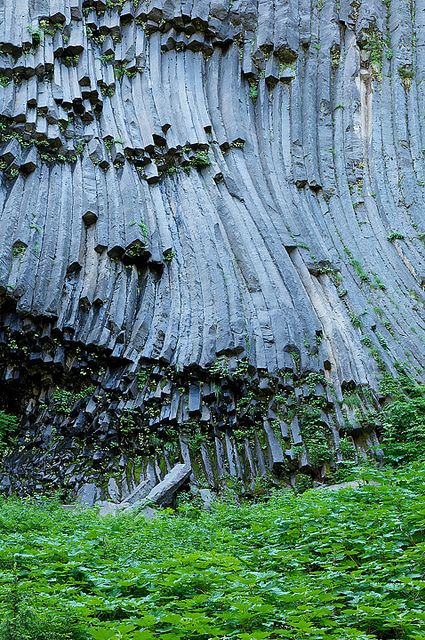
[127,462,191,509]
[97,501,129,516]
[121,478,155,506]
[316,480,381,492]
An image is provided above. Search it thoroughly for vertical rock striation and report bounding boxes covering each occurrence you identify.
[0,0,423,500]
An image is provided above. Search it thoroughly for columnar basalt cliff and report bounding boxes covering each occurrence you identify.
[0,0,423,503]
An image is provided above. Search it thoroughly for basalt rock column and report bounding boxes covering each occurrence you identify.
[0,0,423,501]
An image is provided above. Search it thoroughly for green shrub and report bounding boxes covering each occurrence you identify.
[0,411,19,448]
[387,231,405,242]
[379,373,425,465]
[0,599,86,640]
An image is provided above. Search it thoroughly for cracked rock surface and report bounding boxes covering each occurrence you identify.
[0,0,423,501]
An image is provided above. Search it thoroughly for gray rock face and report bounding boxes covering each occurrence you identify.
[77,483,99,506]
[199,488,214,511]
[0,0,423,498]
[107,477,120,502]
[315,480,381,492]
[137,506,158,520]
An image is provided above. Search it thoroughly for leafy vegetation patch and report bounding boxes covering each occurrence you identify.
[52,386,95,416]
[189,151,211,169]
[378,373,425,466]
[0,463,425,639]
[0,411,18,450]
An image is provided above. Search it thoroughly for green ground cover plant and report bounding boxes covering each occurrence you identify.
[0,461,424,639]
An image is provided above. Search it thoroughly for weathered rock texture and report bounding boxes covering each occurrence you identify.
[0,0,423,500]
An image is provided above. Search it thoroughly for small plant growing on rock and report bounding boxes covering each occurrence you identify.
[12,243,27,258]
[138,220,149,241]
[190,151,211,168]
[163,249,176,263]
[249,81,259,101]
[398,65,415,91]
[27,24,43,47]
[74,138,85,155]
[39,19,62,37]
[387,231,405,242]
[136,370,150,390]
[210,358,229,379]
[99,53,115,64]
[126,243,144,258]
[52,386,94,415]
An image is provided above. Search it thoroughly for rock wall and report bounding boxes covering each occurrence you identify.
[0,0,423,501]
